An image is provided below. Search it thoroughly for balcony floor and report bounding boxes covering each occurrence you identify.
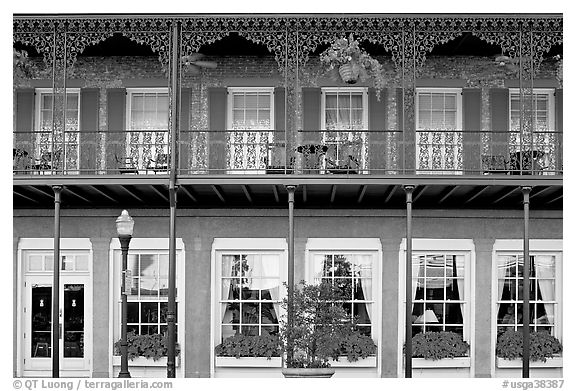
[13,174,562,210]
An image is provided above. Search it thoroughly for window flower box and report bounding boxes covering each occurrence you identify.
[112,355,180,367]
[496,357,563,368]
[215,356,282,368]
[412,357,471,368]
[329,355,377,368]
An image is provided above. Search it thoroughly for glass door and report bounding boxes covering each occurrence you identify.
[23,276,89,375]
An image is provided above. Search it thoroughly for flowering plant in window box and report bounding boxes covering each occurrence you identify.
[319,34,385,100]
[215,333,282,359]
[280,281,377,376]
[114,332,180,362]
[408,331,470,360]
[496,330,562,362]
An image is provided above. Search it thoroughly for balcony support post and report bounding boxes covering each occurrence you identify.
[286,185,296,367]
[403,184,415,378]
[51,185,63,378]
[522,186,532,378]
[167,19,181,379]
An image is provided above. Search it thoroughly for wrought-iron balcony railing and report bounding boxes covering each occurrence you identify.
[13,129,563,177]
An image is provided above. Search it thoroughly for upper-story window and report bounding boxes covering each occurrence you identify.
[125,88,169,170]
[415,88,463,174]
[508,89,557,173]
[34,88,80,171]
[226,87,274,173]
[321,88,368,172]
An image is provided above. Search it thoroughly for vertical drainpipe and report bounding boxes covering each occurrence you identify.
[404,184,415,378]
[52,185,63,377]
[286,185,296,366]
[167,20,181,379]
[522,186,532,377]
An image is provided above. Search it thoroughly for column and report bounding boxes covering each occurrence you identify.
[91,238,111,377]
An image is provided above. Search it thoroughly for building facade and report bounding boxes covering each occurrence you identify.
[13,14,563,378]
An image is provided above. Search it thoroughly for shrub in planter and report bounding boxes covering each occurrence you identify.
[214,333,282,359]
[114,332,180,361]
[280,280,377,368]
[409,331,470,360]
[496,330,562,362]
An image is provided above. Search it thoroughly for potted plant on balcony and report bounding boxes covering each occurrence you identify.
[496,329,562,364]
[280,280,377,378]
[319,34,385,100]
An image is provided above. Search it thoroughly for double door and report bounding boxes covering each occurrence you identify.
[22,275,90,376]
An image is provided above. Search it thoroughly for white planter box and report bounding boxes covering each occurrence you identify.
[497,357,563,368]
[215,356,282,368]
[329,356,377,368]
[112,355,180,367]
[412,357,471,368]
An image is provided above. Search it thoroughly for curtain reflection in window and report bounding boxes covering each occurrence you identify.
[220,253,280,342]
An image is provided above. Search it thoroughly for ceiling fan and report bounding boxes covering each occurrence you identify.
[181,53,217,74]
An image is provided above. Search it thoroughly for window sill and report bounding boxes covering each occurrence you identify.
[496,357,563,368]
[329,356,377,368]
[112,355,180,367]
[412,357,471,368]
[215,356,282,368]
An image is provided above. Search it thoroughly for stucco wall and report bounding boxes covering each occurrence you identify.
[13,208,562,377]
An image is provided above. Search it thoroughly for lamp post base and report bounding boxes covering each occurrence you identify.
[118,371,131,378]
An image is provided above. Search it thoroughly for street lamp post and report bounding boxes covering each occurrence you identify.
[116,210,134,379]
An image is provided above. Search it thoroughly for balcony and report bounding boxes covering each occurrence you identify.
[13,129,562,177]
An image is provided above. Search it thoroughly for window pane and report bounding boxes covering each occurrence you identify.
[261,302,278,324]
[141,302,159,323]
[75,254,89,271]
[28,255,43,271]
[233,94,244,108]
[258,94,271,108]
[127,302,139,323]
[158,254,168,277]
[445,303,463,324]
[128,254,139,276]
[333,255,352,277]
[139,278,158,296]
[62,255,74,271]
[262,326,279,335]
[45,256,54,271]
[140,254,158,277]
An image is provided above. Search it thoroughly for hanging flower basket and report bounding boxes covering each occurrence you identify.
[319,34,385,100]
[338,63,359,84]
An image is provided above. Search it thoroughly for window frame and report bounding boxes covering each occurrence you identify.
[305,238,382,370]
[226,87,275,173]
[490,239,562,374]
[508,88,555,132]
[108,238,185,371]
[210,238,287,373]
[320,87,369,172]
[34,88,81,172]
[125,88,170,171]
[414,87,463,174]
[397,239,475,376]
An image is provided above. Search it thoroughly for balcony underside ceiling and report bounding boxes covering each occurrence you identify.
[13,176,562,210]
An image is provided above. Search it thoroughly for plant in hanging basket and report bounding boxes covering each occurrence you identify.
[319,34,385,100]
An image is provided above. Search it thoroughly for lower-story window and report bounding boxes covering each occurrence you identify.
[411,253,466,337]
[219,253,281,340]
[311,252,374,336]
[496,254,559,336]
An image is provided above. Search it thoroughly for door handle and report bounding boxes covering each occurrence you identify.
[59,323,63,339]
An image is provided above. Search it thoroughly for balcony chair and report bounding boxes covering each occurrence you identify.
[481,155,509,175]
[32,150,61,175]
[324,143,360,174]
[509,150,547,175]
[265,143,294,174]
[13,148,31,174]
[115,154,138,174]
[146,152,169,174]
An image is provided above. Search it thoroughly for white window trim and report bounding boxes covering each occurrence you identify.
[320,87,369,131]
[508,88,556,131]
[16,238,93,377]
[397,238,475,378]
[108,238,185,377]
[34,88,81,132]
[125,88,169,131]
[305,237,382,373]
[490,239,562,376]
[415,88,463,131]
[210,238,287,375]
